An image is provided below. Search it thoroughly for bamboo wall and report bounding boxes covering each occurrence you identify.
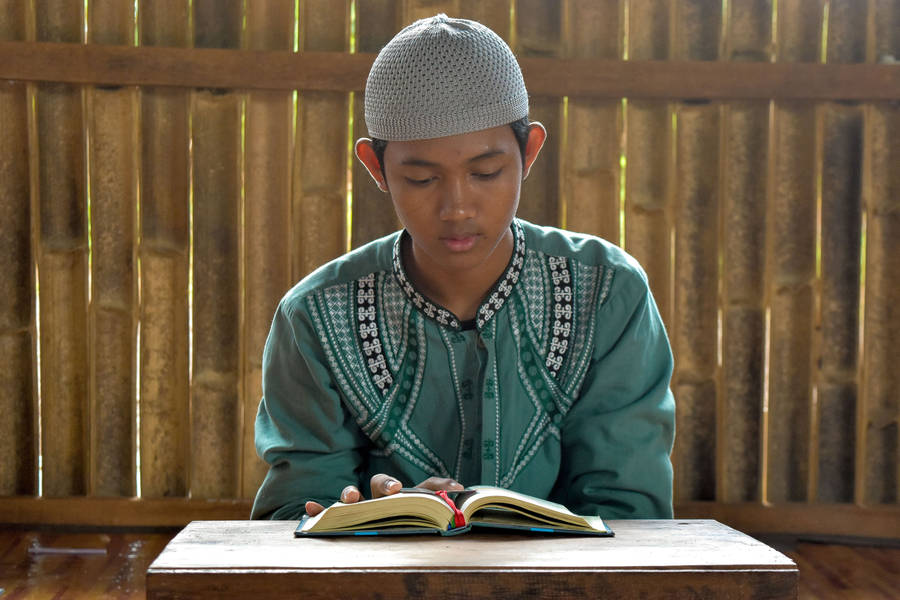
[0,0,898,538]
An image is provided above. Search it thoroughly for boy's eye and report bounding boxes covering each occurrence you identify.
[473,169,502,180]
[405,176,434,186]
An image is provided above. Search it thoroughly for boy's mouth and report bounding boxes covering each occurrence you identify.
[440,234,479,252]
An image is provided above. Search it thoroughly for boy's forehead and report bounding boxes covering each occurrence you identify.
[384,126,517,165]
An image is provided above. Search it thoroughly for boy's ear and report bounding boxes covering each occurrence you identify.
[355,138,388,192]
[522,122,547,180]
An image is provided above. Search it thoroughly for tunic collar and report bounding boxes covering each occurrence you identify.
[391,219,527,331]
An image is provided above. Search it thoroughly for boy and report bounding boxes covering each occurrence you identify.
[252,14,675,520]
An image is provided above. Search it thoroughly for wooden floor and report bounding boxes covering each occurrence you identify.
[0,528,173,599]
[0,527,897,598]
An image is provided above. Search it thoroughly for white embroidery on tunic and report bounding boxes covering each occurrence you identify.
[356,274,393,393]
[522,249,549,353]
[546,256,573,378]
[310,285,373,417]
[392,239,460,329]
[477,221,526,329]
[390,221,526,331]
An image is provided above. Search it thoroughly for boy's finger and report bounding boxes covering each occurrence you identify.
[417,477,464,491]
[340,486,362,503]
[305,501,325,516]
[370,473,402,498]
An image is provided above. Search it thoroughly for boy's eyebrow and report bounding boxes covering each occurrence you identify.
[399,149,507,168]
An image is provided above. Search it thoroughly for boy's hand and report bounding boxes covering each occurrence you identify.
[303,475,464,516]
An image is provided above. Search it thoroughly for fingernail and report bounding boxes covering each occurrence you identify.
[386,479,400,492]
[451,481,464,489]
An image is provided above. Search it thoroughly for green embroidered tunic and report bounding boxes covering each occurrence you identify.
[252,219,675,520]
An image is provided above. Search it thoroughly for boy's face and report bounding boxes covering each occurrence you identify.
[372,124,538,280]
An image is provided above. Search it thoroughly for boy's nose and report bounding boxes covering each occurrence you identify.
[438,178,475,220]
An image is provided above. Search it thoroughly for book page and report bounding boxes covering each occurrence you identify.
[456,486,598,528]
[301,492,453,532]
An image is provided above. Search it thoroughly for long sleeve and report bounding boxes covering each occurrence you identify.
[552,265,675,519]
[251,297,370,519]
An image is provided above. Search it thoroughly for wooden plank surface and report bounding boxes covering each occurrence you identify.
[350,0,400,249]
[150,519,795,569]
[138,0,191,499]
[561,0,621,241]
[189,0,243,499]
[146,520,796,599]
[0,0,35,497]
[1,41,898,99]
[0,494,896,538]
[458,0,511,36]
[861,101,900,505]
[718,0,770,505]
[764,1,820,504]
[814,0,866,504]
[402,0,459,24]
[515,0,561,227]
[148,568,795,599]
[0,528,174,599]
[292,0,349,280]
[34,1,89,498]
[624,0,672,324]
[859,0,900,508]
[677,501,900,541]
[670,0,721,504]
[0,497,252,527]
[240,0,296,500]
[86,0,138,498]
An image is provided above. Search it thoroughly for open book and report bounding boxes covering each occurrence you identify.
[295,485,613,537]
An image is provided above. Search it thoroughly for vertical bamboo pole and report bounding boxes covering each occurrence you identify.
[860,0,900,505]
[814,0,866,503]
[241,0,295,499]
[861,104,900,505]
[515,0,562,227]
[765,0,821,504]
[34,1,88,497]
[670,0,721,503]
[190,0,243,499]
[293,0,350,281]
[562,0,621,241]
[0,0,36,496]
[403,0,460,23]
[351,0,400,249]
[87,0,137,497]
[139,0,191,498]
[718,0,771,504]
[624,0,672,325]
[458,0,510,35]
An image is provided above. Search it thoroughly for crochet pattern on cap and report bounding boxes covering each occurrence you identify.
[364,14,529,141]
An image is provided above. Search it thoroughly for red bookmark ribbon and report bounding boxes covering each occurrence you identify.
[435,490,466,529]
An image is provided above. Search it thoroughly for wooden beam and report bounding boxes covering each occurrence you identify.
[0,497,252,527]
[1,496,897,538]
[676,501,900,541]
[0,41,898,99]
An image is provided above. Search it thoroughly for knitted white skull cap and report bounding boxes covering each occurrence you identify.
[364,13,529,141]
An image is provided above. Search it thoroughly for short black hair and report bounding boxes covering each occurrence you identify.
[370,116,531,181]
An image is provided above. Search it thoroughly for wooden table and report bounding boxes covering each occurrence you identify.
[146,519,797,599]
